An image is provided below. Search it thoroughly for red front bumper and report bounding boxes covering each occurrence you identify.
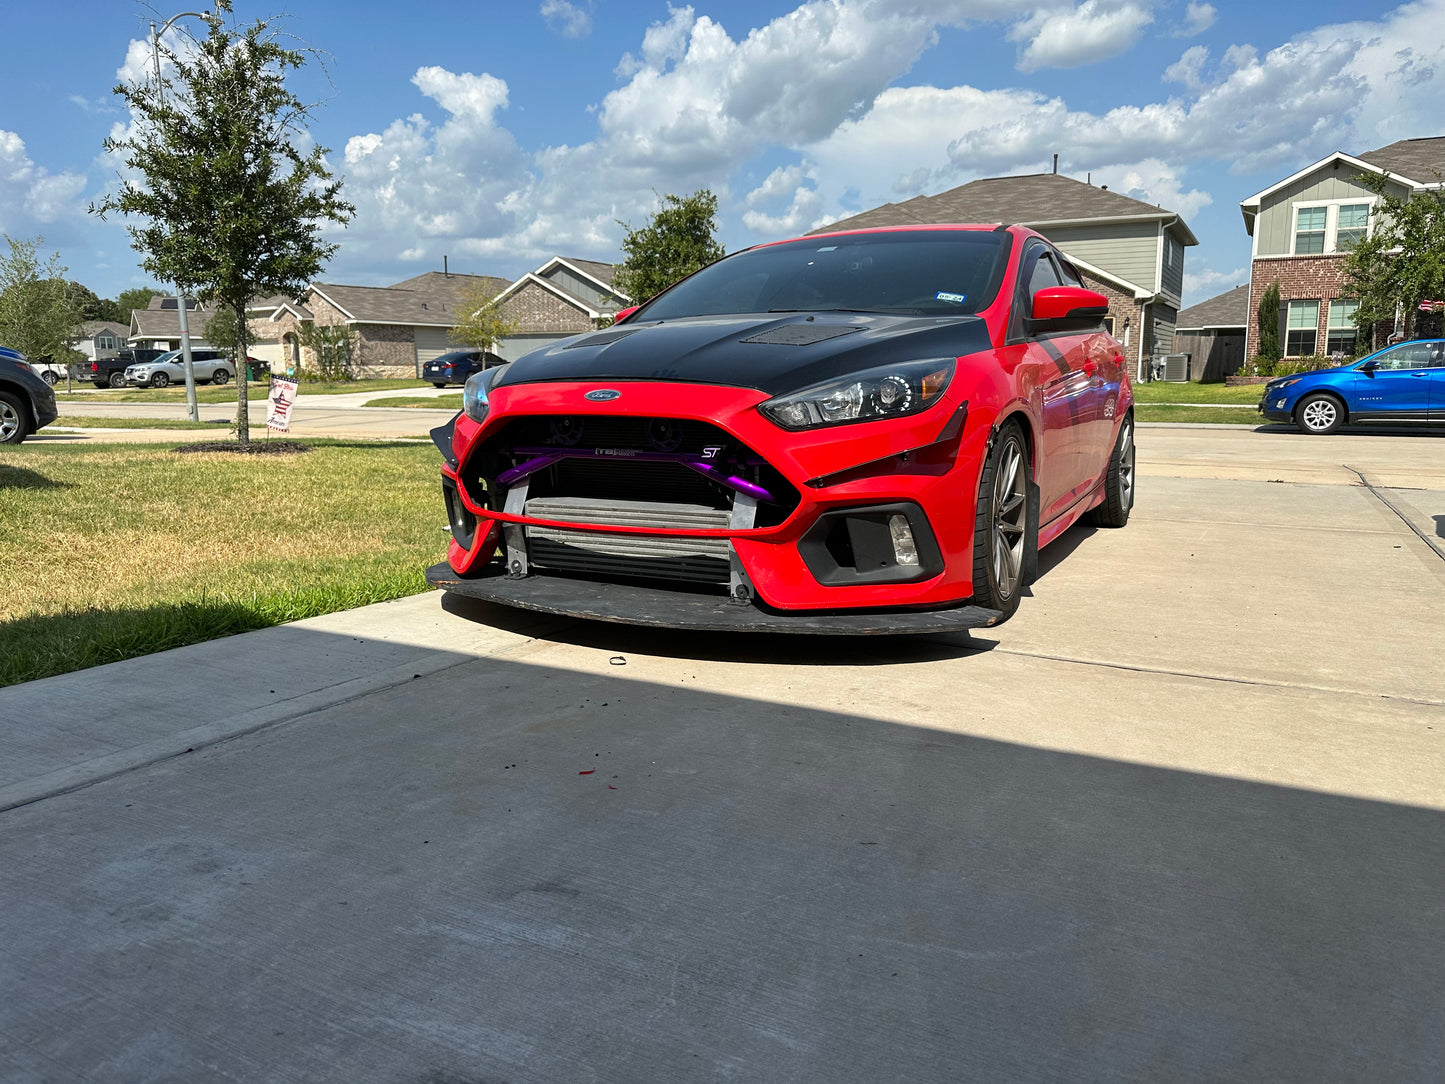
[440,380,992,612]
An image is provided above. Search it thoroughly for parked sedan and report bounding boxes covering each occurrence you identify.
[1258,339,1445,433]
[125,349,234,388]
[427,225,1135,633]
[422,349,503,387]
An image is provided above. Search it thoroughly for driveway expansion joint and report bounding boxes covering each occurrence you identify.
[1345,464,1445,562]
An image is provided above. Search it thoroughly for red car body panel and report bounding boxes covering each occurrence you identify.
[435,225,1132,620]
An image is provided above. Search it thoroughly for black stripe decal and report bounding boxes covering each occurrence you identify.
[1038,339,1070,377]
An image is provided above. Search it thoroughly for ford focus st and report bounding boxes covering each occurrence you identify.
[426,225,1135,634]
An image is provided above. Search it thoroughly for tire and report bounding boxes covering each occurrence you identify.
[1296,392,1344,434]
[211,369,230,385]
[42,371,59,386]
[108,371,127,389]
[0,391,31,445]
[1086,413,1135,527]
[93,382,108,389]
[433,382,448,388]
[150,372,170,388]
[972,422,1031,619]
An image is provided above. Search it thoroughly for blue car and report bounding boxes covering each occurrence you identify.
[1258,339,1445,434]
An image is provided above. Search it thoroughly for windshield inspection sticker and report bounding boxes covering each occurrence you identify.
[935,291,967,304]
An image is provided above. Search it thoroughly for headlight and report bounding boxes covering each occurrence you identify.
[759,360,954,430]
[1274,378,1301,389]
[462,364,509,424]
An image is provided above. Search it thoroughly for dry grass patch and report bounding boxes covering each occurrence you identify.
[0,441,447,684]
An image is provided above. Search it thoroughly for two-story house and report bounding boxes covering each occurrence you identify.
[1239,136,1445,359]
[810,172,1198,378]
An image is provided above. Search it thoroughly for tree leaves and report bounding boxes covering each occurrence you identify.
[614,190,726,304]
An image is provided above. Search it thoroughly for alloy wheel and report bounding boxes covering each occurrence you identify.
[1119,419,1135,510]
[0,400,18,442]
[1302,399,1337,432]
[991,435,1028,601]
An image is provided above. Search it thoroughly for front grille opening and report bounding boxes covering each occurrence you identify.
[482,415,800,527]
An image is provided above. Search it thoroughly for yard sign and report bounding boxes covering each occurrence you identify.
[266,378,299,433]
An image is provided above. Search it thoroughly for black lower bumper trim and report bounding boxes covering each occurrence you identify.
[425,562,1000,635]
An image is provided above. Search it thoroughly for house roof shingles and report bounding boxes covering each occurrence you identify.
[311,271,512,326]
[560,257,618,287]
[813,174,1198,242]
[1357,136,1445,183]
[77,320,130,339]
[1177,285,1249,330]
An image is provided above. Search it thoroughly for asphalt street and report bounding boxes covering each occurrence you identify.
[2,428,1442,1081]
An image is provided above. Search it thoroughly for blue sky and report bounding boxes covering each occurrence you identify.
[2,0,1439,307]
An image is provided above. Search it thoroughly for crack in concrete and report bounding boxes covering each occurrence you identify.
[991,646,1445,709]
[1344,465,1445,563]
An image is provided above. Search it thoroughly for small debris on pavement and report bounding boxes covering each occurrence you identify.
[609,656,626,666]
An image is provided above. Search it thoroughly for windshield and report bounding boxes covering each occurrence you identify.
[149,351,179,365]
[635,230,1012,321]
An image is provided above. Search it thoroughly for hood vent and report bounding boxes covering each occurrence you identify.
[740,324,862,346]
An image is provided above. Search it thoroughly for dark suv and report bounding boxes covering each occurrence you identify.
[81,348,167,388]
[0,347,58,444]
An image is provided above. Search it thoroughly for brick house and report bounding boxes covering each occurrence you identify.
[1239,136,1445,360]
[490,257,631,360]
[248,271,511,378]
[810,172,1198,379]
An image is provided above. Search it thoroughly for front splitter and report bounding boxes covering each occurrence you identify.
[426,563,1000,635]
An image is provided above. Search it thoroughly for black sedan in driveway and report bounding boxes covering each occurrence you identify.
[423,349,504,387]
[0,347,58,444]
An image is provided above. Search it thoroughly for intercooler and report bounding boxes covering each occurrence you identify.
[522,496,732,585]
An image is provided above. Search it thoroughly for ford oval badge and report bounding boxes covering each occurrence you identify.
[585,389,622,402]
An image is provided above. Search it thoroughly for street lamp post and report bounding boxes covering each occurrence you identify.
[149,7,222,423]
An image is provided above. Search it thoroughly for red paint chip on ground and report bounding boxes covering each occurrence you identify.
[579,769,595,775]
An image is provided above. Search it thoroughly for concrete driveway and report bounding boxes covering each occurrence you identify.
[2,427,1442,1081]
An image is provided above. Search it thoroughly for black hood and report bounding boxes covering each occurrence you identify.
[494,313,995,397]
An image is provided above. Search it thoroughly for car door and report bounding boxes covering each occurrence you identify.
[1014,244,1092,521]
[1423,343,1445,421]
[1352,342,1435,421]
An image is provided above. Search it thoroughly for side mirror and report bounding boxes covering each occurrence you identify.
[612,304,641,325]
[1032,286,1110,323]
[1358,359,1377,372]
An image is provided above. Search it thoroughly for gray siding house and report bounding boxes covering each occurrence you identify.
[490,257,631,360]
[1239,136,1445,358]
[811,173,1198,377]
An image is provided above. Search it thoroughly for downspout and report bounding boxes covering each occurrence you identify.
[1137,299,1152,382]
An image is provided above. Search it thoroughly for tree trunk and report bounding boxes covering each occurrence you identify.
[233,296,251,447]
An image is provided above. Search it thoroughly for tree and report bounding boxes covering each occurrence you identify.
[1341,171,1445,343]
[0,236,84,363]
[295,323,357,381]
[615,189,726,303]
[448,281,517,352]
[116,287,160,324]
[1256,281,1281,362]
[93,1,354,446]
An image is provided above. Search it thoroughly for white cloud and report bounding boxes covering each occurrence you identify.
[1176,1,1216,37]
[1163,44,1208,90]
[1182,264,1246,307]
[540,0,593,40]
[1011,1,1155,73]
[0,130,88,232]
[741,165,825,234]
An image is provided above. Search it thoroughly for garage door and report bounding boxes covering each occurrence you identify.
[414,326,455,371]
[498,334,569,361]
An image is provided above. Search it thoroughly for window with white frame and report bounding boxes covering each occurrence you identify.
[1286,299,1319,356]
[1292,200,1372,255]
[1326,299,1359,356]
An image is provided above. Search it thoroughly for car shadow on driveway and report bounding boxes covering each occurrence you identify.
[1,636,1440,1082]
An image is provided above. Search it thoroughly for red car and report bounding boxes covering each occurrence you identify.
[427,225,1134,634]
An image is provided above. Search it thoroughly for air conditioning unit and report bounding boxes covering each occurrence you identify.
[1162,353,1190,382]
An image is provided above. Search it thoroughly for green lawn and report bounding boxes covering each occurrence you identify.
[54,378,432,404]
[0,440,446,686]
[365,394,464,410]
[1135,404,1263,424]
[1132,381,1265,405]
[49,416,231,430]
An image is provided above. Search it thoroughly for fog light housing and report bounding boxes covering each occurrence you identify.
[798,502,943,585]
[442,478,476,551]
[888,514,919,565]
